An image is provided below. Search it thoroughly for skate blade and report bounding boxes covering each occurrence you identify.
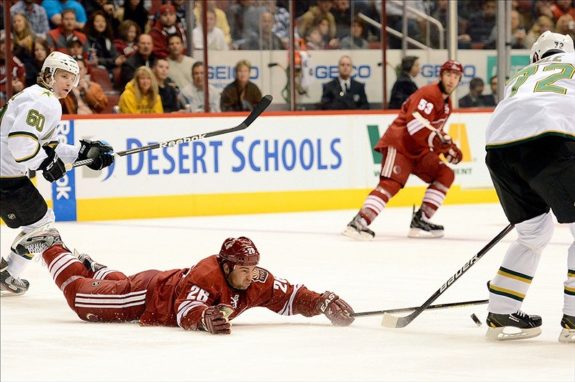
[342,227,374,241]
[407,228,444,239]
[559,328,575,343]
[485,326,542,341]
[0,285,28,297]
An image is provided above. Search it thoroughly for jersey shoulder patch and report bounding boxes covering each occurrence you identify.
[252,267,269,283]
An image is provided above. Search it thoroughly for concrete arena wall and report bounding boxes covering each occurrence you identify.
[35,110,498,222]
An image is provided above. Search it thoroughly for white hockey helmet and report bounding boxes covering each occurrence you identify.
[530,31,574,63]
[40,51,80,88]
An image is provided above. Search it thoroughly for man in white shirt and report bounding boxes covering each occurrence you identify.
[166,35,195,90]
[179,61,221,113]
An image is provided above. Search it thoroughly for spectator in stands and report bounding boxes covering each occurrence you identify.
[193,8,229,51]
[332,0,352,39]
[305,25,327,50]
[66,36,85,60]
[339,19,369,49]
[240,11,284,50]
[119,66,163,114]
[459,77,489,108]
[152,58,180,113]
[385,0,425,48]
[114,20,140,59]
[388,56,419,109]
[42,0,87,29]
[167,35,195,90]
[83,0,121,36]
[464,0,497,49]
[220,59,262,112]
[0,32,26,106]
[487,9,527,49]
[524,15,554,47]
[298,0,337,44]
[12,13,36,65]
[24,37,51,87]
[84,10,123,71]
[194,0,232,47]
[227,0,255,45]
[319,55,369,110]
[61,57,108,114]
[119,33,157,91]
[556,14,575,40]
[122,0,150,35]
[551,0,575,20]
[482,75,498,107]
[46,9,89,53]
[168,0,189,32]
[317,16,340,48]
[150,3,186,59]
[179,61,221,113]
[10,0,50,38]
[265,0,290,47]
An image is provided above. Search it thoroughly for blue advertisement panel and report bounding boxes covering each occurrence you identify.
[51,120,77,221]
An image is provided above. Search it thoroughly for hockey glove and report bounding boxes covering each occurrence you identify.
[77,140,114,171]
[427,131,452,154]
[200,306,231,334]
[39,145,66,182]
[317,291,355,326]
[444,144,463,164]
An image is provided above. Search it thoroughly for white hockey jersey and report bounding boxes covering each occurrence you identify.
[486,52,575,148]
[0,85,79,177]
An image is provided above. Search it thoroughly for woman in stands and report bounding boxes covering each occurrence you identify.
[84,10,123,71]
[118,66,162,114]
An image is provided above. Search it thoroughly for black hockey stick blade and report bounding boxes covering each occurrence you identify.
[70,95,273,169]
[351,298,488,317]
[381,224,514,329]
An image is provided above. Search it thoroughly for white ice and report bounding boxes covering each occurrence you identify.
[2,203,574,381]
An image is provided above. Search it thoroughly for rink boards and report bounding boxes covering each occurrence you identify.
[38,111,498,221]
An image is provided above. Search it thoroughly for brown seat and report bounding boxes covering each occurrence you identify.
[89,66,114,93]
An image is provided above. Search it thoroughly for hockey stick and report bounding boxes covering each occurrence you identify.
[69,94,273,169]
[381,223,514,329]
[352,298,488,317]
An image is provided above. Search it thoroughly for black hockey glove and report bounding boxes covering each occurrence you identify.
[77,140,114,170]
[39,145,66,182]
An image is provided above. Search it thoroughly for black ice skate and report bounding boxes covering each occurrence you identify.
[559,314,575,343]
[73,249,107,273]
[343,214,375,240]
[486,311,542,341]
[408,208,444,238]
[0,257,30,296]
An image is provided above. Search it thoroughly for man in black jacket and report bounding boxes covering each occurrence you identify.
[388,55,419,109]
[118,34,157,90]
[319,55,369,110]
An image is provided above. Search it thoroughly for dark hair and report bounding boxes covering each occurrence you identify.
[469,77,484,89]
[84,10,114,40]
[118,19,141,41]
[401,56,419,73]
[192,61,204,71]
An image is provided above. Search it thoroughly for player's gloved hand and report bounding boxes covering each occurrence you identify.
[317,291,355,326]
[444,144,463,164]
[200,306,231,334]
[77,140,114,170]
[39,145,66,182]
[427,131,452,153]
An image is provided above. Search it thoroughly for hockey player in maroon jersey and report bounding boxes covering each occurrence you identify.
[16,227,354,333]
[344,60,464,240]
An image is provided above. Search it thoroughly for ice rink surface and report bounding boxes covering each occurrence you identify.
[1,203,574,382]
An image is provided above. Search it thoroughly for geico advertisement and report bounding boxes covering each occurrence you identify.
[67,113,493,200]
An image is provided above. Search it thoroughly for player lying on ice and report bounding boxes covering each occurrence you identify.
[15,227,355,333]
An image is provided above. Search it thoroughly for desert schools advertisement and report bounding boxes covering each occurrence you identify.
[41,112,497,221]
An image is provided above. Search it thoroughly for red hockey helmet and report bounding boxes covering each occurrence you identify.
[440,59,464,77]
[218,237,260,267]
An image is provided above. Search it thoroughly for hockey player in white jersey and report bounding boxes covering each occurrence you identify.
[0,51,114,295]
[484,31,575,342]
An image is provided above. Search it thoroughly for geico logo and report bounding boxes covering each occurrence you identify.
[420,64,476,78]
[208,66,259,80]
[124,136,343,175]
[314,65,371,79]
[55,174,71,200]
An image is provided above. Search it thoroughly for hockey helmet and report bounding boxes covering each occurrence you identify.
[439,59,464,77]
[218,237,260,268]
[40,51,80,88]
[530,31,574,63]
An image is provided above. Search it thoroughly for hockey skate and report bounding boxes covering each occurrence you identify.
[343,214,375,240]
[559,314,575,343]
[73,249,107,273]
[485,311,542,341]
[12,225,63,258]
[408,208,444,238]
[0,257,30,296]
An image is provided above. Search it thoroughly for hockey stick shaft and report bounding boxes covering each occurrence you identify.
[352,298,488,317]
[381,223,514,328]
[70,95,273,169]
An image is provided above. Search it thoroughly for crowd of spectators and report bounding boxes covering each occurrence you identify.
[1,0,574,112]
